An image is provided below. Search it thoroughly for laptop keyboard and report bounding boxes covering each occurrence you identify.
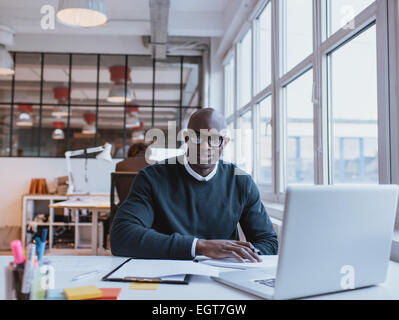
[254,278,276,287]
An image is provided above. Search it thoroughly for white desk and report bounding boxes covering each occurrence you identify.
[49,197,110,255]
[2,256,399,300]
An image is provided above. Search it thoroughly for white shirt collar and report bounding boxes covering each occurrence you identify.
[183,155,218,182]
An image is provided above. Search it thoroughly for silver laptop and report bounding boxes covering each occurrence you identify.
[215,185,399,300]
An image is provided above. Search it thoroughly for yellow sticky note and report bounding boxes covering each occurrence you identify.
[64,285,103,300]
[129,282,159,290]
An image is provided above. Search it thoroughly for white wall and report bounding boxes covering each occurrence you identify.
[209,37,224,113]
[0,157,120,227]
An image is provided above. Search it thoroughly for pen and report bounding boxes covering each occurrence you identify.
[10,240,26,300]
[71,270,100,282]
[21,243,36,299]
[10,240,25,268]
[41,228,48,243]
[36,237,45,262]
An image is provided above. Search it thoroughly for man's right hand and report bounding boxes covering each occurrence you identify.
[195,239,262,263]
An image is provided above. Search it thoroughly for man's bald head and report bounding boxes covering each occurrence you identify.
[187,108,227,132]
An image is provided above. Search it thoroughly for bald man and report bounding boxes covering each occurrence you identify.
[110,108,278,262]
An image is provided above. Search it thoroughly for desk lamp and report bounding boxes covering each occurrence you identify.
[65,143,113,194]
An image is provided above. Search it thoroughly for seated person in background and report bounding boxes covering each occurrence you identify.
[111,108,278,262]
[116,142,150,173]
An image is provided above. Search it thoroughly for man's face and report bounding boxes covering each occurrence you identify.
[185,127,229,169]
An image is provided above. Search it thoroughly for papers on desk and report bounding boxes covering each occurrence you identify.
[104,259,219,283]
[197,255,279,270]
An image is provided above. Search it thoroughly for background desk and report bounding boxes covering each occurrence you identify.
[2,256,399,300]
[49,197,110,255]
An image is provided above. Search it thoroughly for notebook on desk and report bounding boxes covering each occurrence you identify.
[102,258,219,284]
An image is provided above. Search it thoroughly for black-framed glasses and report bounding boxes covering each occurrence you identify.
[188,131,225,148]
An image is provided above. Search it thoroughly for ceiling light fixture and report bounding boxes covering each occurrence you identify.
[57,0,108,28]
[16,105,33,127]
[52,121,65,140]
[51,87,69,117]
[107,66,133,103]
[0,26,15,75]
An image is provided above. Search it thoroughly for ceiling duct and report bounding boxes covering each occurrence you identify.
[149,0,170,60]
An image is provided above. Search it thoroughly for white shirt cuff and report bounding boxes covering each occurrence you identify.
[191,238,198,258]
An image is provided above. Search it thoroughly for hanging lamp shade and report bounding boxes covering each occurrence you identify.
[82,112,96,135]
[57,0,108,28]
[126,105,140,128]
[107,66,133,103]
[52,121,65,140]
[16,105,33,127]
[52,87,69,117]
[0,26,15,75]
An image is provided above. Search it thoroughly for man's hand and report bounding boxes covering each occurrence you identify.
[195,239,262,263]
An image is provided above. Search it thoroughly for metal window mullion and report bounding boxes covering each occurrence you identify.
[272,0,283,196]
[252,18,259,181]
[38,53,44,157]
[151,58,156,128]
[313,0,325,185]
[66,54,72,152]
[384,0,399,230]
[375,0,392,186]
[123,55,128,157]
[179,56,184,130]
[94,54,100,147]
[233,45,238,164]
[8,52,16,157]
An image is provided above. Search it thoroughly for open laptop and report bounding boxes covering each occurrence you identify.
[214,185,399,300]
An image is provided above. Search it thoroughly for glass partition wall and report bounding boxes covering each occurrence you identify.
[0,53,202,158]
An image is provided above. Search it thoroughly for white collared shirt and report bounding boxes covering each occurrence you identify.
[183,155,219,257]
[183,155,219,182]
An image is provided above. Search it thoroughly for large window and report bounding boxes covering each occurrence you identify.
[257,96,272,185]
[328,25,378,184]
[285,70,314,184]
[223,0,387,202]
[257,2,272,91]
[327,0,375,36]
[0,53,202,158]
[237,110,253,175]
[282,0,313,73]
[224,56,235,118]
[238,30,252,107]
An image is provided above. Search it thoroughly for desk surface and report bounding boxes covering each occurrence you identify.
[2,256,399,300]
[49,198,110,209]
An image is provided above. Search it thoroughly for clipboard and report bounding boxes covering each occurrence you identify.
[102,258,191,284]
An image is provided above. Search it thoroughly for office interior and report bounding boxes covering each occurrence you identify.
[0,0,399,283]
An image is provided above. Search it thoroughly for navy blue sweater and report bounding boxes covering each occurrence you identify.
[110,158,278,259]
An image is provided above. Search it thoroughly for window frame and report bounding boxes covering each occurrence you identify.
[223,0,390,207]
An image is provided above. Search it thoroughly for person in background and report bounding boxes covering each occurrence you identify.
[116,142,150,173]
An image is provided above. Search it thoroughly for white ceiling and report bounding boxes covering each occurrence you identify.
[0,0,229,37]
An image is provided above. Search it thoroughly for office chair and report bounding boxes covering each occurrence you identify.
[104,172,138,249]
[110,172,138,225]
